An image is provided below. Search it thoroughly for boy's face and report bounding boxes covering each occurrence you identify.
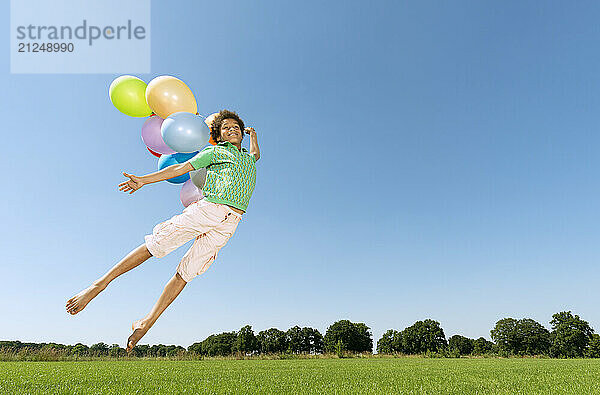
[218,118,243,145]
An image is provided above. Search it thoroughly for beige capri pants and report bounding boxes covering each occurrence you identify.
[144,199,242,282]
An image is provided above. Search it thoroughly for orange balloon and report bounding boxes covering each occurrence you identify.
[204,112,219,145]
[145,76,198,119]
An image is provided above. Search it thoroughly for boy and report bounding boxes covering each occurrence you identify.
[66,110,259,352]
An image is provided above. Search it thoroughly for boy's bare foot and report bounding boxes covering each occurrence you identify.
[65,284,104,315]
[126,319,150,353]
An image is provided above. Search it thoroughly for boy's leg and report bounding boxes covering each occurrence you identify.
[126,213,241,352]
[66,200,227,315]
[177,212,241,282]
[126,273,187,352]
[66,243,152,315]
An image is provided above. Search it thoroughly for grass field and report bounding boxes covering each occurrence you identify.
[1,357,599,394]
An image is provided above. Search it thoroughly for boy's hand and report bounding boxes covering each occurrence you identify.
[119,172,145,194]
[245,127,257,138]
[246,127,260,161]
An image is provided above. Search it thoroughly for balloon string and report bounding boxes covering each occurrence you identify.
[148,112,206,118]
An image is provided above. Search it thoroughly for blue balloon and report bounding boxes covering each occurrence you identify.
[161,112,210,153]
[157,151,198,184]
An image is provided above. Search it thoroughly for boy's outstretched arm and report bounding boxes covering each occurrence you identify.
[246,127,260,161]
[118,162,195,194]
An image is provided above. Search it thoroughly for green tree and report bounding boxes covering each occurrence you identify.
[472,337,494,355]
[131,344,150,357]
[42,343,70,354]
[89,342,109,356]
[285,325,323,354]
[301,327,323,354]
[149,344,167,357]
[324,320,372,353]
[401,319,447,354]
[286,326,303,353]
[586,334,600,358]
[201,332,237,356]
[234,325,259,355]
[516,318,550,355]
[257,328,288,354]
[0,341,19,352]
[448,335,474,355]
[490,318,519,354]
[188,342,203,356]
[335,339,345,358]
[491,317,550,355]
[109,344,125,358]
[377,329,401,354]
[0,341,23,353]
[71,343,89,356]
[165,345,185,357]
[549,311,594,358]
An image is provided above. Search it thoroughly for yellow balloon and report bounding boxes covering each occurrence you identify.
[145,76,198,119]
[109,75,152,117]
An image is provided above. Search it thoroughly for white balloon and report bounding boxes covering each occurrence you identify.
[180,179,203,207]
[191,168,207,189]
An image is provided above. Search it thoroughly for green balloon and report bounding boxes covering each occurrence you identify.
[109,75,152,117]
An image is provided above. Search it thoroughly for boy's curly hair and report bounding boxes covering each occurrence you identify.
[210,109,245,143]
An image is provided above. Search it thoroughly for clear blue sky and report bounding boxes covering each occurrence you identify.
[2,1,599,349]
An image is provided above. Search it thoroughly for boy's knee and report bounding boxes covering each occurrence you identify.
[141,244,153,258]
[175,272,190,284]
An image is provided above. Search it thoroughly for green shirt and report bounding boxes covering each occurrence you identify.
[188,141,257,212]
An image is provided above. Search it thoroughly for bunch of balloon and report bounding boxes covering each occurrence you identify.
[109,75,217,207]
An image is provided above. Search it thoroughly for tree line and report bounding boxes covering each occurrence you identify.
[376,311,600,358]
[2,311,599,359]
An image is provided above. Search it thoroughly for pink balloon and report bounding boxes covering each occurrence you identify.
[180,179,203,207]
[141,115,175,154]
